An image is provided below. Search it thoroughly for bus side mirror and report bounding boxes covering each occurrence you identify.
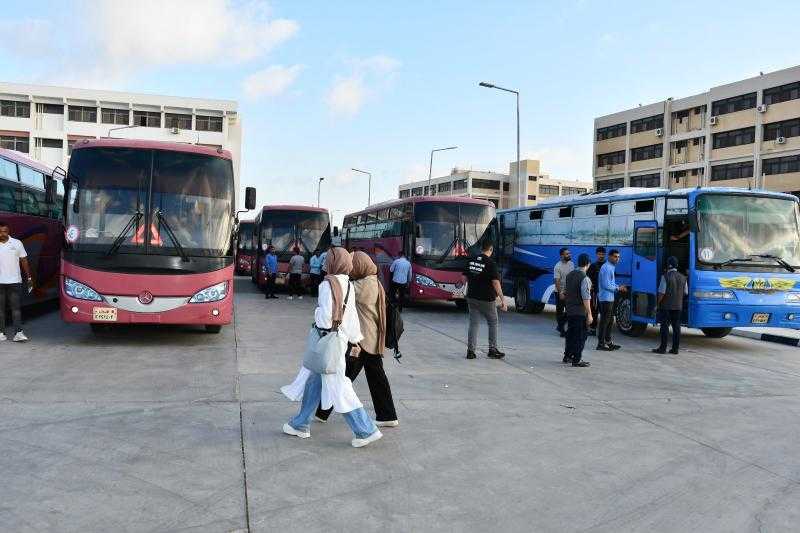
[44,176,56,204]
[333,226,339,237]
[245,187,256,210]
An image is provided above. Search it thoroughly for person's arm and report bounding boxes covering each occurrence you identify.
[489,261,507,311]
[657,276,666,306]
[389,259,396,273]
[582,277,592,324]
[314,280,333,329]
[554,264,562,294]
[20,257,32,285]
[406,263,413,284]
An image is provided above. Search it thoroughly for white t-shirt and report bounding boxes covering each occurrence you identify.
[0,237,27,284]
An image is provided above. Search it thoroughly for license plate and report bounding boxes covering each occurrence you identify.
[92,307,118,322]
[751,312,770,324]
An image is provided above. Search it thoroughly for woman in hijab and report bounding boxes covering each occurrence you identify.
[315,251,398,426]
[281,247,383,448]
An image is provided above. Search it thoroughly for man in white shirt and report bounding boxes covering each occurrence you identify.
[0,221,33,342]
[389,251,412,311]
[287,248,305,300]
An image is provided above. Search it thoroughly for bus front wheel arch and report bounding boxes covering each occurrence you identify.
[701,327,732,338]
[205,325,222,334]
[615,297,647,337]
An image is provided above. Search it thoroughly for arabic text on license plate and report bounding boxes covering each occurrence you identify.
[751,312,770,324]
[92,307,118,322]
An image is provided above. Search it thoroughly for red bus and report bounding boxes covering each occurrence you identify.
[342,196,496,308]
[235,220,255,275]
[0,147,63,304]
[60,139,255,333]
[251,205,332,291]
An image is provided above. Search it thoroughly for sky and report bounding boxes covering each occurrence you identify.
[1,0,799,225]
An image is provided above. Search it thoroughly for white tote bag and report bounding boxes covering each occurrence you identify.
[302,282,351,374]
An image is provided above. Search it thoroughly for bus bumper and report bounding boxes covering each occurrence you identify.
[690,303,800,329]
[61,292,233,325]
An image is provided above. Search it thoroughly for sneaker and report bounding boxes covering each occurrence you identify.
[669,348,679,355]
[376,420,399,427]
[298,296,303,300]
[608,343,621,350]
[572,361,591,367]
[562,354,572,364]
[314,415,328,423]
[351,429,383,448]
[652,348,666,354]
[487,348,506,359]
[12,331,28,342]
[0,333,6,341]
[466,350,476,359]
[596,344,613,351]
[287,296,294,300]
[282,423,310,439]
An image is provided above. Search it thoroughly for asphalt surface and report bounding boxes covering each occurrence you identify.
[1,277,799,532]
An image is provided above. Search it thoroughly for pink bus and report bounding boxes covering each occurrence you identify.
[60,139,255,333]
[342,196,496,309]
[235,219,255,275]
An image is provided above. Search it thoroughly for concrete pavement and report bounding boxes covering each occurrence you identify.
[1,278,799,532]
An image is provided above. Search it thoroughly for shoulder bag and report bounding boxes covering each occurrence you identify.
[302,281,351,374]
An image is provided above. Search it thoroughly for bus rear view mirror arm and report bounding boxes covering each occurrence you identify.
[44,176,56,205]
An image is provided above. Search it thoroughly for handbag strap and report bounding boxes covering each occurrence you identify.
[331,281,351,331]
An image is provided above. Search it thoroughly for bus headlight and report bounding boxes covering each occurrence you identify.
[785,292,800,303]
[189,281,229,303]
[415,274,436,287]
[694,290,737,300]
[64,278,102,301]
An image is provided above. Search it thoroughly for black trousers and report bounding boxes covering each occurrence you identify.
[597,301,615,345]
[589,292,599,330]
[390,282,408,311]
[658,309,682,351]
[310,273,322,295]
[264,274,277,297]
[316,352,398,422]
[0,283,23,333]
[289,273,303,296]
[555,293,567,332]
[565,315,588,363]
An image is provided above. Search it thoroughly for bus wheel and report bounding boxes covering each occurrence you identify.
[701,327,732,338]
[514,279,530,313]
[205,325,222,334]
[528,302,545,314]
[615,298,647,337]
[455,299,468,312]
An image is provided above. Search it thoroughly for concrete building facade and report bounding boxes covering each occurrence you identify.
[398,159,591,208]
[593,65,800,196]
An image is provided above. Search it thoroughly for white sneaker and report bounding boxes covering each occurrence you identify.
[287,296,294,300]
[352,430,382,448]
[298,296,303,300]
[282,423,310,439]
[12,331,28,342]
[0,333,6,341]
[376,420,399,427]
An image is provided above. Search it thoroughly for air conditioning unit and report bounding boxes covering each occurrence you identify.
[655,128,663,137]
[170,127,180,134]
[776,136,787,145]
[757,104,768,113]
[606,164,613,171]
[709,116,718,126]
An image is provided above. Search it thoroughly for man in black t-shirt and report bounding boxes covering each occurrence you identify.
[464,240,507,360]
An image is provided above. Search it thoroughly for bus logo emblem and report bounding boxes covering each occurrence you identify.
[138,291,154,305]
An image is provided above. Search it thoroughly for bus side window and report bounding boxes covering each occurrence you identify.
[0,178,16,212]
[610,201,635,245]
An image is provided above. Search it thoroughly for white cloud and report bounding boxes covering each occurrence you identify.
[0,18,55,57]
[243,65,303,98]
[325,54,401,118]
[326,77,367,118]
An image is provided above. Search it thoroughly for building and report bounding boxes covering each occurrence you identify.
[593,65,800,196]
[398,159,591,208]
[0,82,241,188]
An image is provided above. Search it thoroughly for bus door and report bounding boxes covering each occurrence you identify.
[631,220,659,324]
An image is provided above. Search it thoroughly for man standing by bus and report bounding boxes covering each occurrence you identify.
[553,248,574,337]
[309,250,322,295]
[653,256,687,355]
[597,248,626,351]
[586,246,606,336]
[564,253,593,367]
[389,251,412,311]
[264,245,279,299]
[287,248,305,300]
[0,221,33,342]
[465,240,507,360]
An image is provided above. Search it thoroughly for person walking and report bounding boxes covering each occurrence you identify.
[563,254,593,367]
[287,248,305,300]
[0,221,33,342]
[653,256,688,355]
[389,251,412,311]
[281,247,383,448]
[309,250,323,295]
[597,248,627,351]
[586,246,606,336]
[465,240,507,360]
[553,247,574,337]
[263,245,279,299]
[315,251,398,427]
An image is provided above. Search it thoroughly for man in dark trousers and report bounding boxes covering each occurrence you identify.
[553,247,573,337]
[564,253,593,367]
[653,256,688,355]
[586,246,606,336]
[465,239,507,360]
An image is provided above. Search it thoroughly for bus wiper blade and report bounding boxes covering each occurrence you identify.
[713,257,753,269]
[155,210,190,263]
[104,211,143,257]
[750,254,796,273]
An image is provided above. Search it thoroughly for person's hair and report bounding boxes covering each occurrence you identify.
[398,250,405,256]
[595,246,606,254]
[0,220,9,229]
[578,253,591,268]
[293,247,300,254]
[667,256,679,269]
[609,248,620,256]
[559,247,569,255]
[481,239,493,252]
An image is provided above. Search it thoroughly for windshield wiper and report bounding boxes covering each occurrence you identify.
[154,210,190,263]
[750,254,796,273]
[104,211,143,257]
[712,257,753,269]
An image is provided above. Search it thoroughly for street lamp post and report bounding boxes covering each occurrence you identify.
[351,168,372,206]
[317,177,324,207]
[428,146,458,195]
[479,81,520,206]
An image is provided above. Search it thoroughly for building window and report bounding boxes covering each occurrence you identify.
[165,113,192,130]
[562,186,588,195]
[528,175,537,181]
[1,100,30,118]
[527,195,536,201]
[595,178,624,191]
[712,126,755,149]
[597,150,625,167]
[39,138,63,148]
[763,81,800,106]
[539,184,559,196]
[133,110,161,128]
[453,179,467,191]
[693,137,700,146]
[710,161,754,181]
[711,92,756,116]
[471,179,500,190]
[196,115,223,132]
[673,140,688,152]
[437,182,451,193]
[596,122,627,141]
[502,182,509,192]
[40,103,63,115]
[630,114,663,134]
[68,105,97,122]
[0,135,29,153]
[673,109,690,122]
[630,143,663,162]
[630,172,660,188]
[411,187,423,196]
[101,108,129,125]
[763,118,800,141]
[399,189,410,198]
[763,155,800,176]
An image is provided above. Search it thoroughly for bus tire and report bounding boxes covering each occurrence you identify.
[615,297,647,337]
[514,279,530,313]
[205,325,222,334]
[455,299,468,312]
[701,327,732,338]
[528,302,545,314]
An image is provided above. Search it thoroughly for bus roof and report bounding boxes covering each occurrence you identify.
[0,147,54,176]
[70,138,233,160]
[260,205,329,214]
[346,195,494,218]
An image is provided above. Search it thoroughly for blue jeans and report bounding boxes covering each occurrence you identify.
[289,372,377,439]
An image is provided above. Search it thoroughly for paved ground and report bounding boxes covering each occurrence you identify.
[2,278,800,532]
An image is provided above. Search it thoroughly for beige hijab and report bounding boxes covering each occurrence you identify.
[350,251,386,355]
[324,247,353,325]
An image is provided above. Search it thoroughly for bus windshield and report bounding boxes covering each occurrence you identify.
[238,222,254,251]
[414,202,495,268]
[260,210,331,256]
[696,194,800,268]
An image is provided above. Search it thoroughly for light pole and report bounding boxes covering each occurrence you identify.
[317,177,324,207]
[428,146,458,194]
[479,81,520,206]
[352,168,372,206]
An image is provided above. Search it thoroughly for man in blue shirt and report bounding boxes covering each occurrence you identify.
[309,250,322,295]
[263,245,279,299]
[597,248,627,351]
[389,251,412,311]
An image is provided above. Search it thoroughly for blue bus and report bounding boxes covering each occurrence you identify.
[496,187,800,338]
